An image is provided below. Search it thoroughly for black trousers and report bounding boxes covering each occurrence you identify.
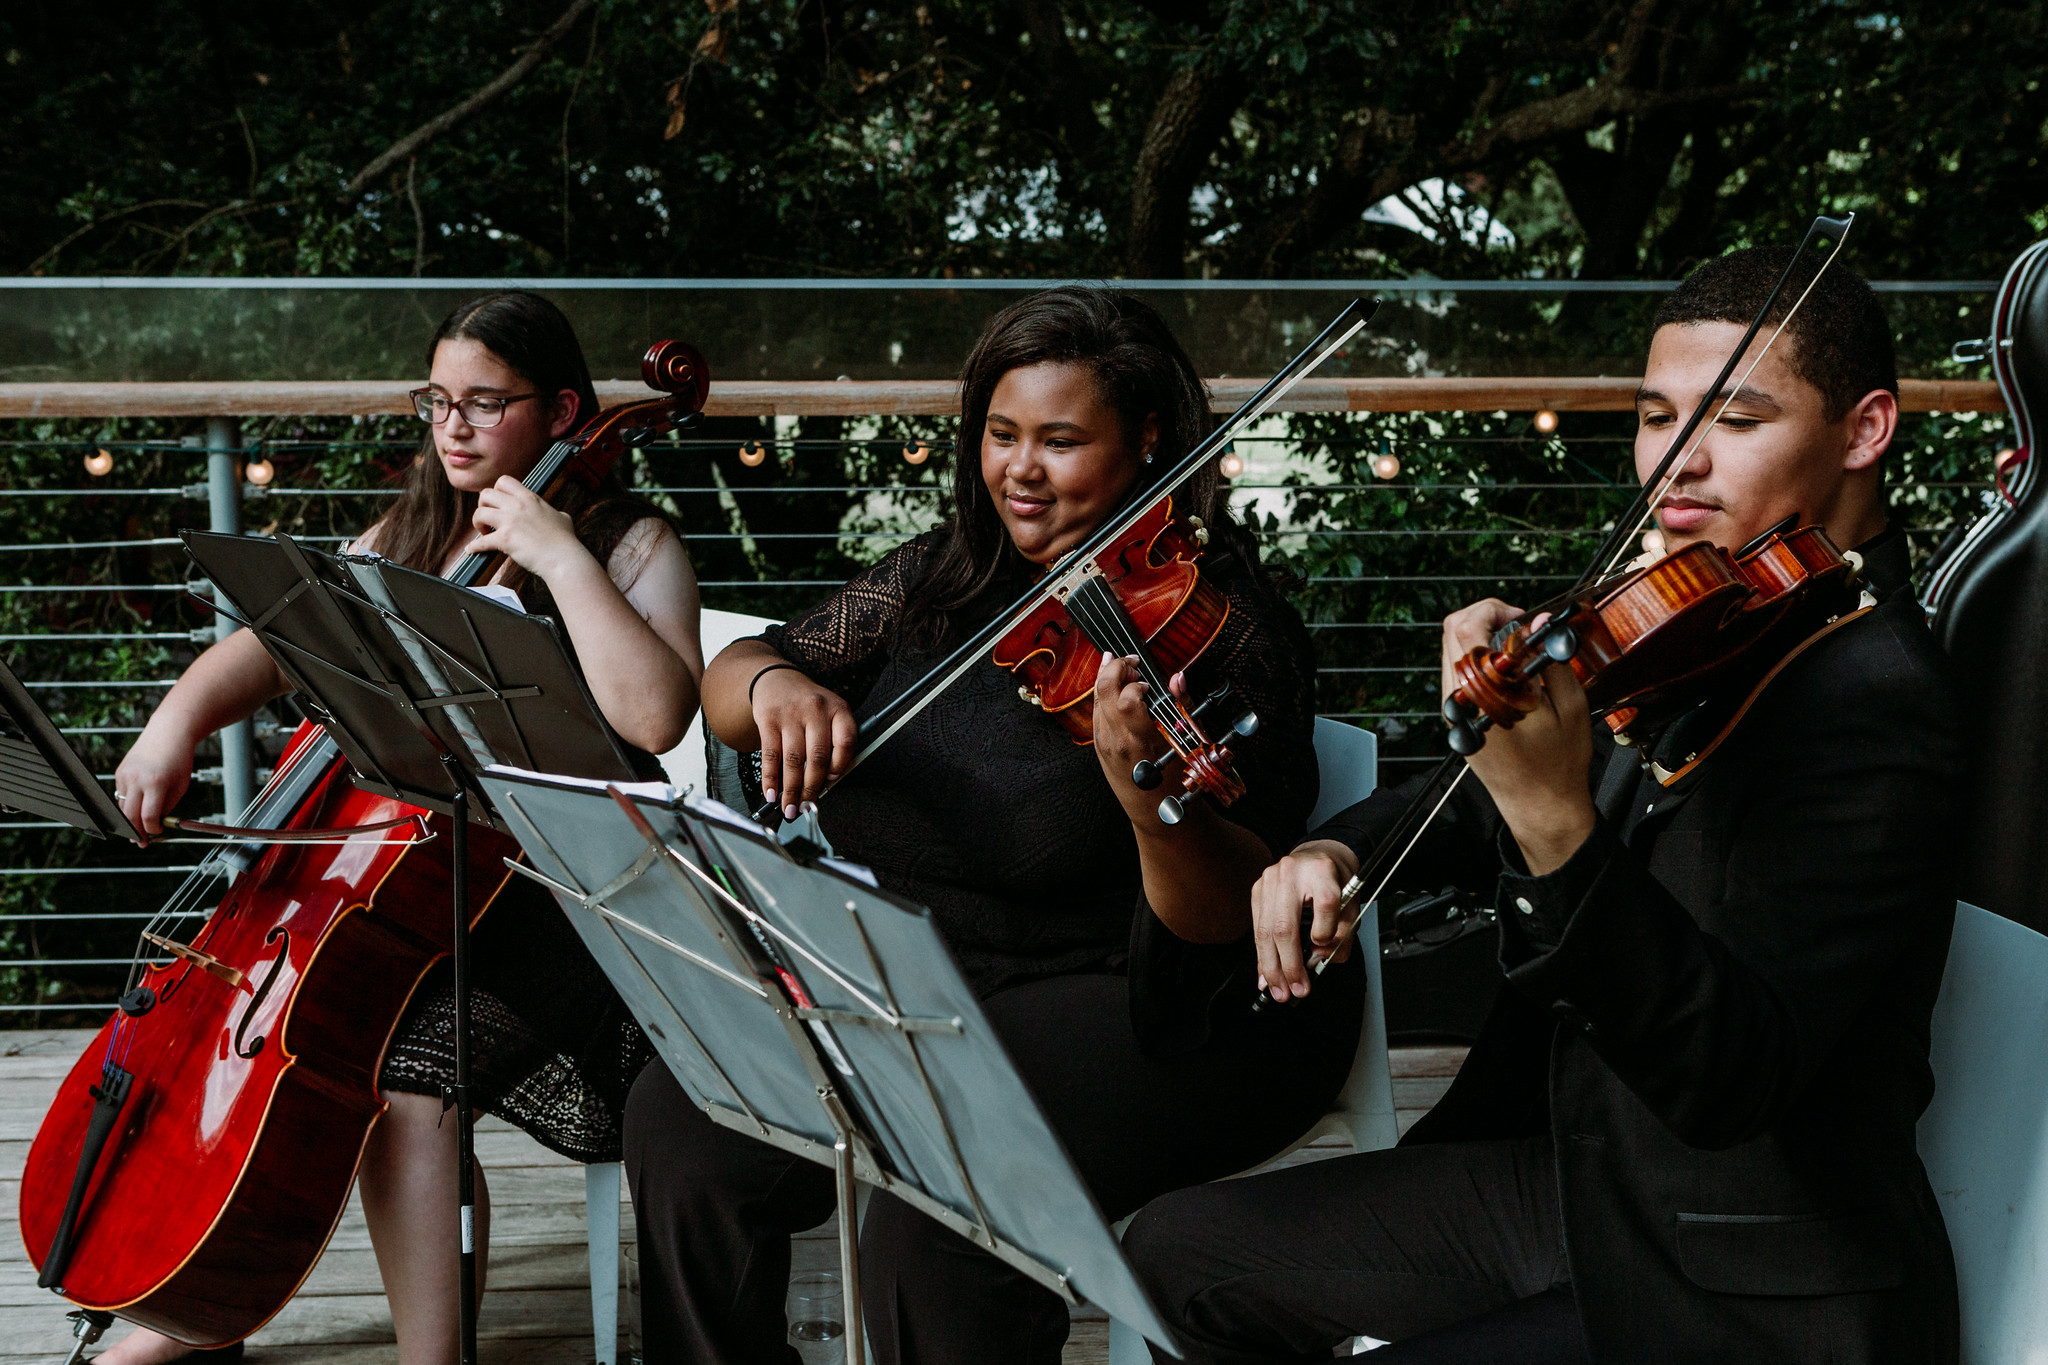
[1124,1135,1586,1365]
[622,965,1361,1365]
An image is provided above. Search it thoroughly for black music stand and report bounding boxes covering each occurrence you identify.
[476,769,1182,1362]
[0,653,140,841]
[183,531,640,1365]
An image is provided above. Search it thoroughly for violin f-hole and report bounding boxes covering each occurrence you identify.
[232,927,290,1061]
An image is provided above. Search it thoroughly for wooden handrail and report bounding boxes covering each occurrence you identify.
[0,376,2000,419]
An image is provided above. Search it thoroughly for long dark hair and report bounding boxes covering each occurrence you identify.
[373,291,607,578]
[901,286,1248,646]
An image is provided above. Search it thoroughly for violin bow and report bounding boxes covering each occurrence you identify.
[1309,213,1860,967]
[830,297,1381,785]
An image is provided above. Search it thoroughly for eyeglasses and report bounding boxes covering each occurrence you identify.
[409,388,543,428]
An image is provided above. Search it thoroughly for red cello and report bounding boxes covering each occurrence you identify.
[19,341,709,1345]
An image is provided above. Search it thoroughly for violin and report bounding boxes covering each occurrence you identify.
[993,494,1257,823]
[1445,518,1867,765]
[20,342,710,1347]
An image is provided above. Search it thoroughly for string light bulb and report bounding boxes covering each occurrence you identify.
[1218,446,1245,479]
[83,448,114,477]
[738,440,768,467]
[244,457,275,486]
[1533,408,1560,435]
[1371,452,1401,481]
[902,440,931,465]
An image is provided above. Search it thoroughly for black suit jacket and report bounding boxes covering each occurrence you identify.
[1313,532,1964,1364]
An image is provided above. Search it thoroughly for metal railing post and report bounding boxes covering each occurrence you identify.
[206,416,255,819]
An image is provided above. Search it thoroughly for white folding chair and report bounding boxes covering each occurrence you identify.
[586,608,779,1365]
[1918,902,2048,1361]
[1109,718,1395,1363]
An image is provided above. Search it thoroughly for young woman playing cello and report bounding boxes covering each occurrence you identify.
[97,292,703,1365]
[623,286,1364,1364]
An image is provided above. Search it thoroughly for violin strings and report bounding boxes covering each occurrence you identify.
[1069,588,1202,753]
[1064,580,1207,753]
[1598,224,1854,582]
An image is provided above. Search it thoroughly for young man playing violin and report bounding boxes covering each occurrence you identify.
[1122,248,1965,1364]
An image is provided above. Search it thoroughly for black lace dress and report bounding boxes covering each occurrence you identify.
[376,500,668,1163]
[747,527,1332,1034]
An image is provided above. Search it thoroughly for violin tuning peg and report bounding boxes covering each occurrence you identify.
[1132,755,1169,791]
[1447,720,1484,756]
[1442,694,1475,725]
[1542,626,1577,663]
[1157,795,1187,825]
[1228,710,1259,740]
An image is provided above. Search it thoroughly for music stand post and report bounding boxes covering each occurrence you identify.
[183,532,643,1365]
[444,755,480,1365]
[481,770,1181,1359]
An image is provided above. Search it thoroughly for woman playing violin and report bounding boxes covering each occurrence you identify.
[623,286,1363,1364]
[98,292,702,1365]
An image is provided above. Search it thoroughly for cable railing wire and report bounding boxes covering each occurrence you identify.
[0,415,2002,1015]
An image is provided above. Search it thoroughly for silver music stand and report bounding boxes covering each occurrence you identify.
[477,767,1181,1361]
[183,531,640,1365]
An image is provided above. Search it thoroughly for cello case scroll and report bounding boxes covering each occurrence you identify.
[1925,239,2048,929]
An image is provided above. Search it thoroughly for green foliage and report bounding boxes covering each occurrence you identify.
[2,1,2042,281]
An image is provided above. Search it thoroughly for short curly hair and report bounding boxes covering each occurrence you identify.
[1653,247,1897,423]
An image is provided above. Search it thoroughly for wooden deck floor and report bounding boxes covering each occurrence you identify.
[0,1032,1463,1364]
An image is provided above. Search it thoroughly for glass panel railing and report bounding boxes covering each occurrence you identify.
[0,278,1997,384]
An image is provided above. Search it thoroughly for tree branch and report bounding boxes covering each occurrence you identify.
[341,0,595,200]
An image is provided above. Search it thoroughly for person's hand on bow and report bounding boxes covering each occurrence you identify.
[750,666,858,821]
[1441,599,1596,876]
[1250,838,1362,1002]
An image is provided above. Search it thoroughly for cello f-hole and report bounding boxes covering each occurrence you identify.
[233,927,290,1061]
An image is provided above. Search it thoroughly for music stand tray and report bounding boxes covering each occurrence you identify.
[184,530,639,819]
[478,767,1180,1358]
[0,654,139,841]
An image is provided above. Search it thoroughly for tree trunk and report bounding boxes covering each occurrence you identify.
[1125,61,1245,278]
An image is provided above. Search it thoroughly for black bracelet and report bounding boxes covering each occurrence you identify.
[749,662,806,705]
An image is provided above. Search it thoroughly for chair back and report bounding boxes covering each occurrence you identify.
[656,608,778,796]
[1918,902,2048,1360]
[1305,719,1398,1152]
